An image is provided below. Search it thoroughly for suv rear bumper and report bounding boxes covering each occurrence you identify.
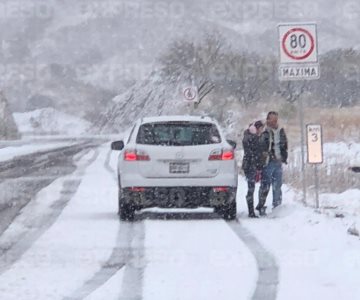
[121,186,237,209]
[120,173,238,188]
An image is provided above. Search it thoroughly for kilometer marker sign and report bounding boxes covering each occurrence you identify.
[278,23,320,80]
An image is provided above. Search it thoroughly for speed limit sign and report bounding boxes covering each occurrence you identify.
[278,23,319,80]
[279,23,318,64]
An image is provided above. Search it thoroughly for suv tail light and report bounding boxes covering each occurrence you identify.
[213,187,229,192]
[124,149,150,161]
[129,187,145,192]
[209,149,234,161]
[222,150,234,160]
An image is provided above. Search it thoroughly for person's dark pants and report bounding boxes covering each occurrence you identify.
[258,160,283,210]
[244,169,256,214]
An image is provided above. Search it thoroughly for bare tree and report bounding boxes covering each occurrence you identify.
[222,52,272,106]
[278,81,308,103]
[309,49,360,107]
[0,91,20,140]
[158,33,226,107]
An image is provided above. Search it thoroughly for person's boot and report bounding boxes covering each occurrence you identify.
[247,196,257,218]
[248,211,259,218]
[256,205,267,216]
[272,202,281,210]
[259,206,267,216]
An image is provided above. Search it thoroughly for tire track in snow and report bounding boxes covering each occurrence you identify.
[63,222,145,300]
[109,147,145,300]
[118,220,145,300]
[228,219,279,300]
[63,148,145,300]
[0,148,99,276]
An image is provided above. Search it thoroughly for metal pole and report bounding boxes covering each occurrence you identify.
[315,164,319,209]
[299,95,307,204]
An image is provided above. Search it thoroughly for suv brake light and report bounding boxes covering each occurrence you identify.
[213,187,229,192]
[124,150,150,161]
[222,150,234,160]
[129,187,145,192]
[209,149,234,161]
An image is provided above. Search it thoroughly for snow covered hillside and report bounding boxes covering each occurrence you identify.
[94,67,246,135]
[2,0,360,117]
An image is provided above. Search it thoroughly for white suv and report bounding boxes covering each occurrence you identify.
[111,115,238,221]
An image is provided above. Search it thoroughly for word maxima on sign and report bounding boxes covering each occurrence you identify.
[279,64,320,81]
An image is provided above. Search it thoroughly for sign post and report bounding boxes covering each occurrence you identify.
[278,22,320,205]
[306,124,323,208]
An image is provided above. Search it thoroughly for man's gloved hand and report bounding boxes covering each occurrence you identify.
[255,170,262,183]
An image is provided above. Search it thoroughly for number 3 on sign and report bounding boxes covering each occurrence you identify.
[311,132,318,142]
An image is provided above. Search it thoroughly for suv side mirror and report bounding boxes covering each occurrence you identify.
[111,141,124,151]
[227,139,237,149]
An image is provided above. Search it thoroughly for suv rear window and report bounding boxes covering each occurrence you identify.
[136,122,221,146]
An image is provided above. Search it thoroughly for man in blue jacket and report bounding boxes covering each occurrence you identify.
[257,111,288,216]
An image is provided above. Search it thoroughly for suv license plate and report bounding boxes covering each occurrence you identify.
[169,162,189,174]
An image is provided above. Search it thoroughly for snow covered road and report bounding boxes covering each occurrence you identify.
[0,143,260,300]
[0,141,101,237]
[0,143,359,300]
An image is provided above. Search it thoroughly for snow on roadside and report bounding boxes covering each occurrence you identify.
[0,142,76,162]
[323,142,360,165]
[320,189,360,216]
[290,142,360,167]
[237,176,360,300]
[13,108,91,135]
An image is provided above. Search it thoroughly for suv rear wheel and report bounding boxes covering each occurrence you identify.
[118,189,135,221]
[216,201,237,220]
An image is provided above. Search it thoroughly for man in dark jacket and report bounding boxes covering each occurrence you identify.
[242,120,264,218]
[257,112,288,216]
